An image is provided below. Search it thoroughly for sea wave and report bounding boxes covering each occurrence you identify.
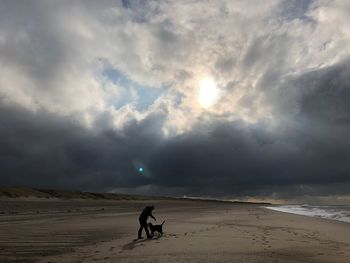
[265,204,350,223]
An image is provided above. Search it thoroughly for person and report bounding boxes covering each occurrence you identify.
[138,206,156,239]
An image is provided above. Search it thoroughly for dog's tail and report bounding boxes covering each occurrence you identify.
[161,220,165,225]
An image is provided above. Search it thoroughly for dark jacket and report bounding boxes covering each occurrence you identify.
[139,206,155,221]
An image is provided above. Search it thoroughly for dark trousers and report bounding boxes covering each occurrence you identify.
[138,218,150,238]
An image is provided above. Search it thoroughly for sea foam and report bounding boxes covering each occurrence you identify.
[265,205,350,223]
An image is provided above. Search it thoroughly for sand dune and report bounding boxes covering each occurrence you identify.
[0,187,175,201]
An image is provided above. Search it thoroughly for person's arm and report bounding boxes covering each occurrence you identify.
[150,212,156,221]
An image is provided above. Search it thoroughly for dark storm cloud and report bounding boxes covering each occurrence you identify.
[147,116,350,197]
[125,59,350,198]
[1,0,350,203]
[1,58,350,199]
[0,101,165,191]
[296,60,350,126]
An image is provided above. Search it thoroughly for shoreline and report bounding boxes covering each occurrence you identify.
[0,199,349,262]
[265,204,350,224]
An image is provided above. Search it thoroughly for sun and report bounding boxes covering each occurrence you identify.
[198,78,219,108]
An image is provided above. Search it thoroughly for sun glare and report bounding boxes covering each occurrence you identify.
[198,78,219,108]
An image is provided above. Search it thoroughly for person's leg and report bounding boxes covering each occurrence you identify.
[141,221,151,238]
[138,219,144,239]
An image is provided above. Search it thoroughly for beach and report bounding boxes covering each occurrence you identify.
[0,199,349,263]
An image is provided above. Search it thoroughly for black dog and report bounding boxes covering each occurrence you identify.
[148,221,165,236]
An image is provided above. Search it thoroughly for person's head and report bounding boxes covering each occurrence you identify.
[150,206,155,210]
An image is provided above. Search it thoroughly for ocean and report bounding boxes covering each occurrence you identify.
[265,204,350,223]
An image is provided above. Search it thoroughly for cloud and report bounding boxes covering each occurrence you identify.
[0,0,350,202]
[0,100,167,190]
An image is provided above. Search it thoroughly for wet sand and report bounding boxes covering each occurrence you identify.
[0,199,349,262]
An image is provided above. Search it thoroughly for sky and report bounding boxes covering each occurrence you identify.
[0,0,350,204]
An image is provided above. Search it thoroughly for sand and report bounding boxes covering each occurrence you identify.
[0,199,349,263]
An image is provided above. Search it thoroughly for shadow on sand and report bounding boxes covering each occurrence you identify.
[122,236,161,251]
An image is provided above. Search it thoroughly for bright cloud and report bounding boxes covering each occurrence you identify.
[1,0,350,133]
